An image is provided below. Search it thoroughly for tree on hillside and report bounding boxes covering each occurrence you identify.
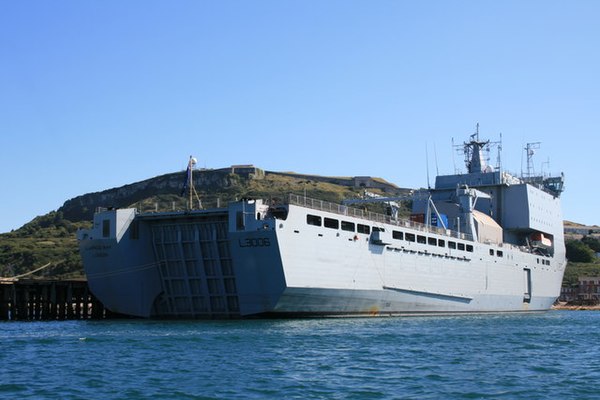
[581,236,600,253]
[566,239,596,263]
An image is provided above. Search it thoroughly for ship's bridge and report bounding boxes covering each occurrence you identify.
[435,170,502,190]
[435,169,524,191]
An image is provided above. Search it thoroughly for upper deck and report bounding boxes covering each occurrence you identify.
[435,170,564,198]
[286,194,472,241]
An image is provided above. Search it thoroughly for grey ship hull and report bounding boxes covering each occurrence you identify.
[79,198,565,318]
[78,131,566,318]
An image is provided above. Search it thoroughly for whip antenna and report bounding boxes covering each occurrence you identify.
[426,143,431,189]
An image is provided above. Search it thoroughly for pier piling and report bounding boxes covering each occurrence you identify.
[0,279,109,321]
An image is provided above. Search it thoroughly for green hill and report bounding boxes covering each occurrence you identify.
[0,167,408,279]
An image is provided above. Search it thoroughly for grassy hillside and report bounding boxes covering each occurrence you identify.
[129,173,404,215]
[0,212,91,279]
[563,261,600,287]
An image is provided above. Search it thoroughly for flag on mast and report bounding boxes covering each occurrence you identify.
[180,156,195,197]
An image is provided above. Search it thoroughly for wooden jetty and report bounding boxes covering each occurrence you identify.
[0,278,115,321]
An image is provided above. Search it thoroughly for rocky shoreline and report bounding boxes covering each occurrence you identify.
[552,302,600,311]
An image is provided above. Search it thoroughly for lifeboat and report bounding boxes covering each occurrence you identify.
[531,232,552,248]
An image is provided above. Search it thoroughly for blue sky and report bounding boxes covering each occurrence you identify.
[1,1,598,233]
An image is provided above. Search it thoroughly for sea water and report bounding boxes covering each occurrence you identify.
[0,311,599,399]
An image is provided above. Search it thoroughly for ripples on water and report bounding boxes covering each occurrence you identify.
[1,311,599,399]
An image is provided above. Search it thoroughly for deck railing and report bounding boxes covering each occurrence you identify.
[287,194,473,241]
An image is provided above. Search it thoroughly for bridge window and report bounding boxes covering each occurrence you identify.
[307,214,322,226]
[417,235,426,244]
[392,230,403,240]
[497,250,503,257]
[466,244,473,252]
[428,237,437,246]
[324,217,339,229]
[457,243,465,251]
[341,221,355,232]
[406,233,416,242]
[448,241,456,249]
[438,239,445,247]
[357,224,370,234]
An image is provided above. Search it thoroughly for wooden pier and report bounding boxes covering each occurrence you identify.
[0,279,116,321]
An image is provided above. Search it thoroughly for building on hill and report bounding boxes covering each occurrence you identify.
[353,176,396,190]
[579,276,600,301]
[564,226,600,235]
[560,276,600,303]
[229,165,265,179]
[560,286,577,303]
[266,171,402,193]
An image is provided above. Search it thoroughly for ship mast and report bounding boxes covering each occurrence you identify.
[455,124,501,174]
[189,156,195,209]
[523,142,541,179]
[465,123,490,173]
[184,156,202,210]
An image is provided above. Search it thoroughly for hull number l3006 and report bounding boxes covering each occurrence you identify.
[239,238,271,247]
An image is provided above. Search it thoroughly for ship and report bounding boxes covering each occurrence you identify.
[78,128,567,318]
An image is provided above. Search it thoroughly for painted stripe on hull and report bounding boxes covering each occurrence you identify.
[270,287,556,316]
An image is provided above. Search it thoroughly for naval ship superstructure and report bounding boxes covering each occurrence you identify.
[78,131,566,318]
